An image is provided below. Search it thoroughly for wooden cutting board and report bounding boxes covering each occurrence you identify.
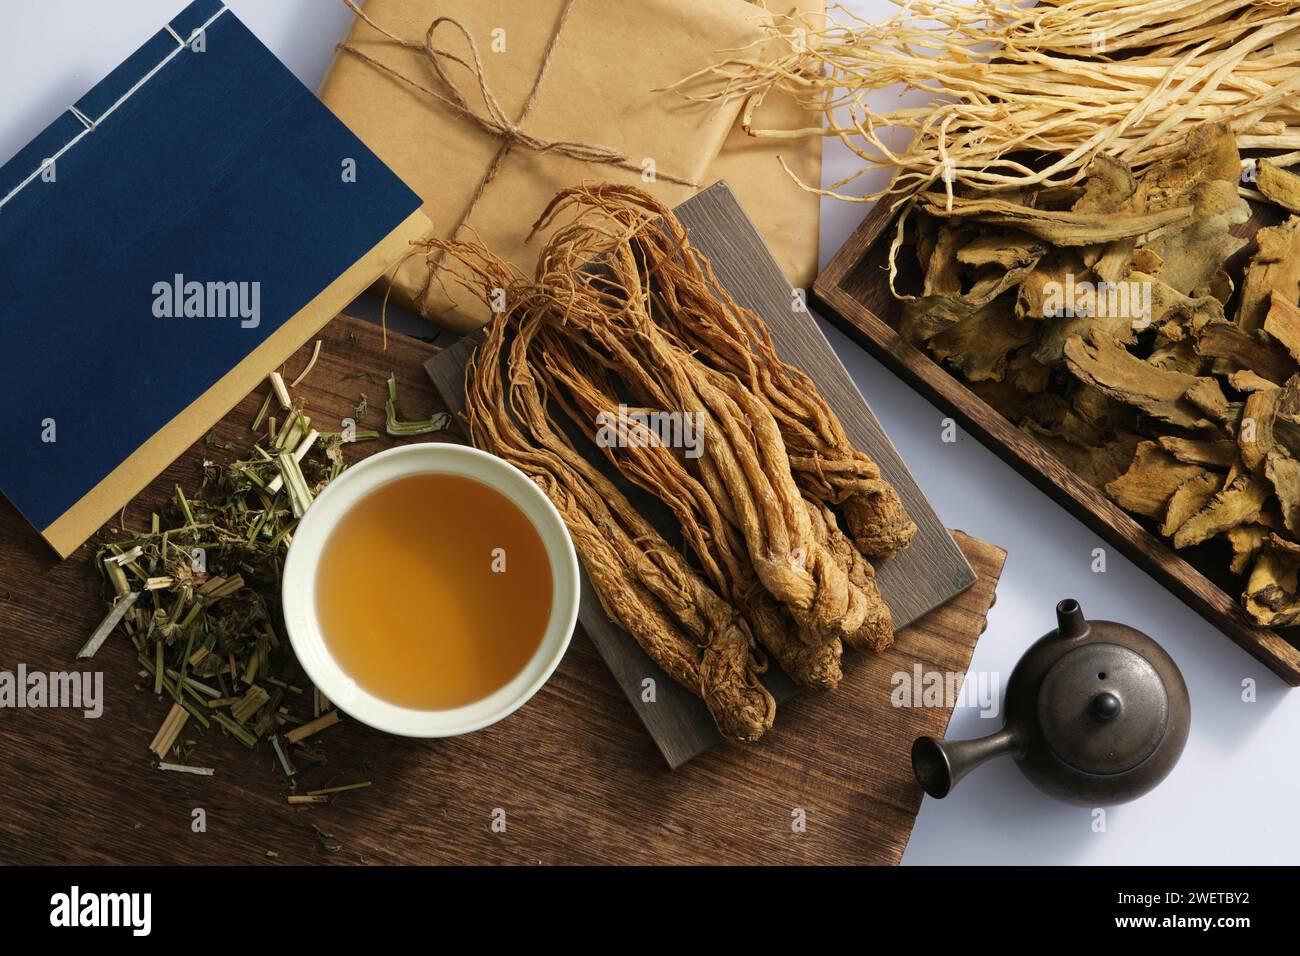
[0,312,1003,865]
[427,183,977,766]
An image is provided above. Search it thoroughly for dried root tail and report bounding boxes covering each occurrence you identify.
[805,500,893,652]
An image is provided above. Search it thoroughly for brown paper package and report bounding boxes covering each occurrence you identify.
[706,0,824,289]
[319,0,774,333]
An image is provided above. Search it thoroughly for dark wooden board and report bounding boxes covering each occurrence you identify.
[427,183,977,766]
[814,190,1300,685]
[0,312,1004,865]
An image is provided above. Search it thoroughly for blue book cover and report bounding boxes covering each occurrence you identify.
[0,0,427,556]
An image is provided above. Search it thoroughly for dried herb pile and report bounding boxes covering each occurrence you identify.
[421,184,916,741]
[890,121,1300,627]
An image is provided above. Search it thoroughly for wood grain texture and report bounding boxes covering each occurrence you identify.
[427,183,976,767]
[814,191,1300,685]
[0,313,1004,865]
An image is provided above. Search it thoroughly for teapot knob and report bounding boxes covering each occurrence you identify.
[1090,691,1122,722]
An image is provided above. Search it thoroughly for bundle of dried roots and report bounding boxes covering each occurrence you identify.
[427,184,914,739]
[679,0,1300,205]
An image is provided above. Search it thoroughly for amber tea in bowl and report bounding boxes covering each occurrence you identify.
[282,444,580,737]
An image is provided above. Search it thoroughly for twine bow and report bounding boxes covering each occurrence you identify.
[337,0,698,318]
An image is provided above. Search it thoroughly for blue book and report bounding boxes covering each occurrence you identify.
[0,0,427,557]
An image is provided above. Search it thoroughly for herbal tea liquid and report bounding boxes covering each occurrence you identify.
[314,472,553,710]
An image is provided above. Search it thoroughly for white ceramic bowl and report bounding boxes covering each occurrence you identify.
[282,442,580,737]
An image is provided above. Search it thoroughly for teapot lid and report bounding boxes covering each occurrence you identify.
[1036,643,1169,774]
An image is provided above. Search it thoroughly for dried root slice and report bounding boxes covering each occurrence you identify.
[1228,523,1273,576]
[916,194,1193,247]
[1195,320,1297,385]
[1238,216,1300,336]
[1245,540,1300,628]
[1065,329,1223,430]
[1172,471,1269,550]
[1158,436,1237,469]
[1106,442,1206,519]
[1257,161,1300,216]
[1264,292,1300,365]
[1161,471,1222,539]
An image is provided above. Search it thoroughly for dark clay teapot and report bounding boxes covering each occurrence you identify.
[912,599,1190,805]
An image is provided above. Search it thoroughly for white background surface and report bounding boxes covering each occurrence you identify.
[1,0,1294,865]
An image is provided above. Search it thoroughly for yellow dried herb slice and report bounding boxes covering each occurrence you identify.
[1238,216,1300,335]
[1194,320,1297,385]
[917,193,1194,246]
[927,299,1036,382]
[1227,523,1272,576]
[1263,291,1300,364]
[1172,471,1270,549]
[1256,160,1300,215]
[1245,545,1300,628]
[1157,436,1238,469]
[1105,442,1207,518]
[1064,329,1222,429]
[1161,470,1223,538]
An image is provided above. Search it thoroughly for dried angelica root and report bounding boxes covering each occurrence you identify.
[555,268,887,654]
[804,500,892,652]
[520,187,895,652]
[535,183,917,558]
[465,288,775,741]
[539,339,845,688]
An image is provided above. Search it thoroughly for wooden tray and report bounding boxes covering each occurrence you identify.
[0,312,1004,865]
[427,183,977,766]
[814,194,1300,684]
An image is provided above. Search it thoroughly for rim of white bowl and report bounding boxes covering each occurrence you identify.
[282,442,580,738]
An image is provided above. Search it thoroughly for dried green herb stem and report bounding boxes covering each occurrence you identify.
[385,373,451,436]
[85,369,353,775]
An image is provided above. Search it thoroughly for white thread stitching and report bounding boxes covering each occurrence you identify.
[0,5,229,212]
[68,107,95,131]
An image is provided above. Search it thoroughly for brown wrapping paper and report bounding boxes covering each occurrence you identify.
[320,0,771,333]
[706,0,824,289]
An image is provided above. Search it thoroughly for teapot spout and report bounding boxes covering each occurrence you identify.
[911,727,1021,798]
[1056,598,1090,640]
